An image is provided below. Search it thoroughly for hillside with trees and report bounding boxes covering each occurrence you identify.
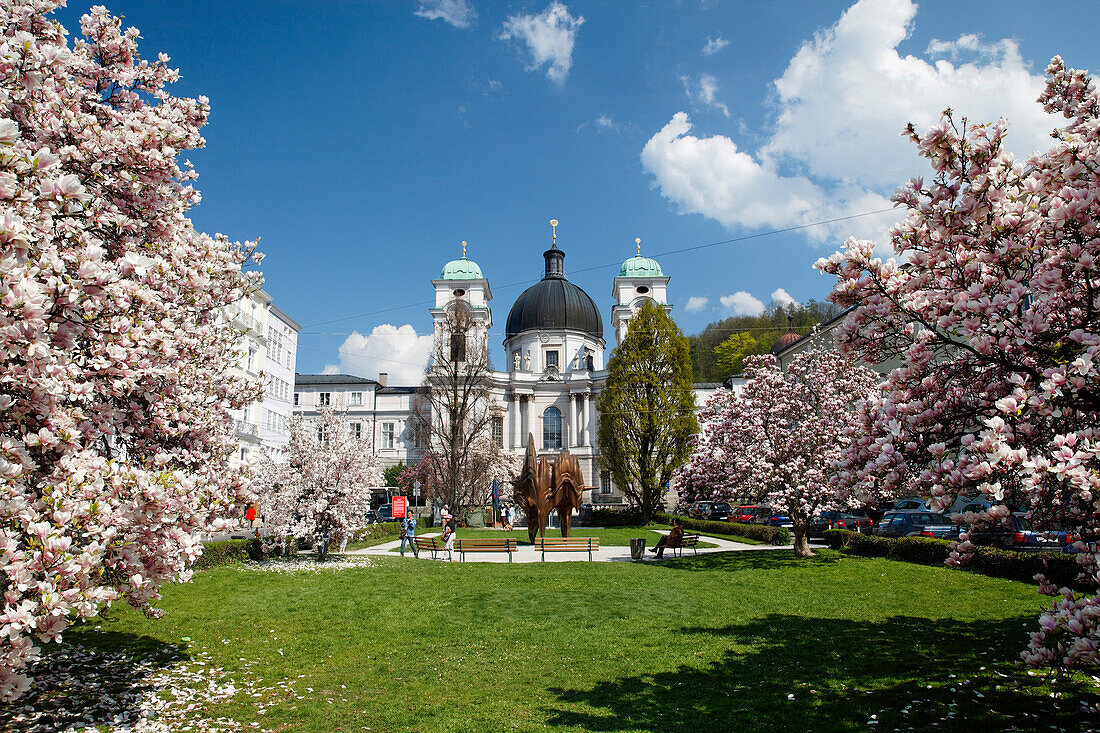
[687,300,843,382]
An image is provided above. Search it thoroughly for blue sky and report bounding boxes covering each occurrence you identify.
[53,0,1100,382]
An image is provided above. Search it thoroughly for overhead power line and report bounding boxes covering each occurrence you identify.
[299,207,898,330]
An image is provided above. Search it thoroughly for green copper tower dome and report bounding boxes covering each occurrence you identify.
[440,257,483,280]
[619,237,664,277]
[440,240,483,280]
[618,255,664,277]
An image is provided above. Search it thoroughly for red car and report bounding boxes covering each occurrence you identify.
[730,505,759,523]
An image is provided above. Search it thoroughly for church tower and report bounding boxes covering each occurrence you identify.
[611,238,670,346]
[430,241,492,352]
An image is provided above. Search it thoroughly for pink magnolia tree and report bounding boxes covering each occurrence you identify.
[254,410,382,561]
[816,58,1100,670]
[0,2,261,700]
[677,349,880,556]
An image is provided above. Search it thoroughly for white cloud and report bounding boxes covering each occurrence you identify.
[720,292,765,316]
[770,288,797,308]
[321,364,340,375]
[414,0,477,29]
[701,36,729,56]
[682,73,730,118]
[498,1,584,84]
[642,0,1063,249]
[684,296,709,313]
[640,112,893,244]
[327,324,434,386]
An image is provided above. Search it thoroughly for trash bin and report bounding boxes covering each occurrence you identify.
[629,537,647,561]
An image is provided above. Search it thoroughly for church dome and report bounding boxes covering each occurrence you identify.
[440,257,483,280]
[619,255,664,277]
[771,331,802,355]
[506,246,603,341]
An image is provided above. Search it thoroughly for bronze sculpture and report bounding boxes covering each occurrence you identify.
[512,433,584,541]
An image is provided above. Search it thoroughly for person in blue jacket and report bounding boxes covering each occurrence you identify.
[400,515,418,557]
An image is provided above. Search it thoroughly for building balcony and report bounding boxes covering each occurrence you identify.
[235,419,259,437]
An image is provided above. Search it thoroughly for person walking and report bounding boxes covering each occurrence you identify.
[400,515,418,557]
[441,516,456,562]
[649,518,685,559]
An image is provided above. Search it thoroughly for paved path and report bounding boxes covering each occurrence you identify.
[343,530,789,563]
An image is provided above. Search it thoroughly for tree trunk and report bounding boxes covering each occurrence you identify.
[792,523,814,558]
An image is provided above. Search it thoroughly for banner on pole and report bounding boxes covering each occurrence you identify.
[392,496,407,519]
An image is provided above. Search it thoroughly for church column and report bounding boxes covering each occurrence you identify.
[508,394,519,449]
[575,394,585,446]
[586,391,596,447]
[520,395,529,447]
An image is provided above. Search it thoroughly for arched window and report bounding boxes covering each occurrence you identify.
[542,406,562,450]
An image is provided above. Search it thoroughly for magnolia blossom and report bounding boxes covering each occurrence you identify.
[817,58,1100,669]
[253,411,382,559]
[677,349,879,557]
[0,2,261,699]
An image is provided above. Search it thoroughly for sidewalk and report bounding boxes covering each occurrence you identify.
[344,530,789,563]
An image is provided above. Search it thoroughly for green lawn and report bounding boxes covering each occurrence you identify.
[19,551,1099,732]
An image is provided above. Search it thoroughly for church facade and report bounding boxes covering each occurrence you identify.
[294,233,716,506]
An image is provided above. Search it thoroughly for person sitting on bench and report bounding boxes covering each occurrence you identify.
[649,519,684,558]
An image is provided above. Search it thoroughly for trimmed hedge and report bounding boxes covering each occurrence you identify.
[822,529,1091,591]
[195,537,300,569]
[656,512,791,545]
[194,538,257,569]
[587,507,646,527]
[349,522,402,543]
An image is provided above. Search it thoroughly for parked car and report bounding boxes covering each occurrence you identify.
[689,501,713,520]
[873,510,957,539]
[731,504,759,523]
[703,501,732,521]
[807,509,874,538]
[376,505,394,523]
[893,497,930,511]
[753,506,793,528]
[966,513,1071,551]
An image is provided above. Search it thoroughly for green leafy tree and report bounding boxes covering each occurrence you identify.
[713,332,757,375]
[383,463,407,488]
[597,301,699,521]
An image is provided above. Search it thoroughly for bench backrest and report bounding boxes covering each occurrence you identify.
[535,537,599,549]
[455,538,517,551]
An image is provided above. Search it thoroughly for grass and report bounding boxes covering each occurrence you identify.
[33,550,1100,732]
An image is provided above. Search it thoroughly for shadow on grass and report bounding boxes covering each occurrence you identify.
[544,614,1099,732]
[0,630,189,733]
[656,549,841,572]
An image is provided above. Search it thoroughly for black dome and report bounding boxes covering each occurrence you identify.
[505,246,603,341]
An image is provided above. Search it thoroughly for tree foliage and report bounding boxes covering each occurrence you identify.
[254,410,381,560]
[0,2,260,699]
[678,349,879,556]
[816,57,1100,669]
[687,300,842,381]
[597,300,698,522]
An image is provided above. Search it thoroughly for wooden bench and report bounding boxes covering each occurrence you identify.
[535,536,600,561]
[414,536,443,559]
[455,537,518,562]
[670,533,700,557]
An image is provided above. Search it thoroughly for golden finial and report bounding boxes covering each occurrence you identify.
[461,240,467,258]
[550,219,558,244]
[635,237,641,256]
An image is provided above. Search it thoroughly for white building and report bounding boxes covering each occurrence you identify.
[226,289,300,465]
[295,233,719,506]
[292,373,422,469]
